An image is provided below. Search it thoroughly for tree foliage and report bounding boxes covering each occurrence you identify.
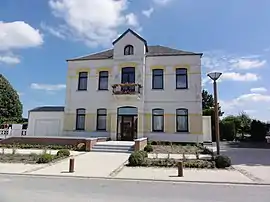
[250,119,268,142]
[0,74,23,124]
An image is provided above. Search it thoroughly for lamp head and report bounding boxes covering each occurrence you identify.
[207,72,222,81]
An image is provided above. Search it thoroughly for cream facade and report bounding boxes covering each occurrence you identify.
[61,29,203,143]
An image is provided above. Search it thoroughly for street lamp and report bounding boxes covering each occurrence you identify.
[207,72,222,155]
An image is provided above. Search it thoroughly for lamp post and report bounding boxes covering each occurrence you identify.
[207,72,222,155]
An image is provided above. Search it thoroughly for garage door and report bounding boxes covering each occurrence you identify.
[34,119,60,136]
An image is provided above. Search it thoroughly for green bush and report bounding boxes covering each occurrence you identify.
[215,155,231,168]
[184,160,215,169]
[138,150,148,158]
[56,149,70,157]
[199,146,214,155]
[128,151,147,166]
[141,158,215,169]
[75,143,86,151]
[144,144,153,153]
[36,153,54,164]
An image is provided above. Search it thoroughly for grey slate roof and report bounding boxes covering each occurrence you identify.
[67,45,202,61]
[29,106,65,112]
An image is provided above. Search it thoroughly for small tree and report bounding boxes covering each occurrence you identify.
[0,74,23,124]
[250,120,268,142]
[220,120,236,141]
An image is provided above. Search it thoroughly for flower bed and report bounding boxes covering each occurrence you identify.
[0,149,71,164]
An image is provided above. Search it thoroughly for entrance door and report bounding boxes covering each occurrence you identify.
[120,116,134,141]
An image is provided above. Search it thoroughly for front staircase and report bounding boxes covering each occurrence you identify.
[91,141,134,153]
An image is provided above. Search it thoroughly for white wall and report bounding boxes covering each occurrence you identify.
[66,55,201,114]
[27,111,64,136]
[203,116,212,143]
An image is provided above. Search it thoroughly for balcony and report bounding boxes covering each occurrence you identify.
[112,83,142,95]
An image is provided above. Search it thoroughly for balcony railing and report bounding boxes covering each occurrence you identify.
[112,83,142,95]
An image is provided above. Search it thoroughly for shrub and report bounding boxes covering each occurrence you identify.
[184,160,215,169]
[76,143,86,151]
[56,149,70,157]
[215,155,231,168]
[128,151,147,166]
[199,146,214,155]
[144,144,153,153]
[36,153,54,164]
[138,150,148,158]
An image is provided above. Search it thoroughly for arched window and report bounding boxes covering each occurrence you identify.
[176,108,188,132]
[152,108,164,132]
[124,45,134,55]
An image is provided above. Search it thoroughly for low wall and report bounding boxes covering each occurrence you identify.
[0,136,108,147]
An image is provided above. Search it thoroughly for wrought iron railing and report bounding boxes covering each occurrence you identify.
[112,83,142,95]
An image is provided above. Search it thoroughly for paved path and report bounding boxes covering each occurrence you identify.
[115,167,254,184]
[0,175,269,202]
[207,144,270,183]
[29,152,130,177]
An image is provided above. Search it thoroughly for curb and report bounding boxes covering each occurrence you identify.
[0,172,270,186]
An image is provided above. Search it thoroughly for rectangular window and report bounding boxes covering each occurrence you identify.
[76,108,86,130]
[78,72,88,91]
[176,108,188,132]
[98,71,109,90]
[152,69,164,89]
[96,108,107,131]
[176,68,188,89]
[152,109,164,132]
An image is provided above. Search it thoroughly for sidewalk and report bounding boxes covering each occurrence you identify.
[27,152,130,177]
[114,167,258,184]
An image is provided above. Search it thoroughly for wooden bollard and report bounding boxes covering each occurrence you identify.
[69,158,75,173]
[178,161,183,177]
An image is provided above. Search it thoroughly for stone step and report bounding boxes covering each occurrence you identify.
[92,145,133,150]
[91,147,133,153]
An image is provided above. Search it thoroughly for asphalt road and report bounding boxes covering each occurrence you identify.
[0,175,269,202]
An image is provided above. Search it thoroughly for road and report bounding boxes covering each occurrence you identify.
[0,175,269,202]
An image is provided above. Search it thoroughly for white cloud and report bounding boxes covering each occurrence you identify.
[250,87,267,93]
[142,8,154,18]
[40,22,66,39]
[126,13,139,27]
[221,72,259,81]
[0,54,20,65]
[202,51,267,72]
[231,58,266,69]
[31,83,66,91]
[221,93,270,121]
[0,21,43,51]
[47,0,140,47]
[153,0,173,5]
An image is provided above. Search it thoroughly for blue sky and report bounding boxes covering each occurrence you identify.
[0,0,270,121]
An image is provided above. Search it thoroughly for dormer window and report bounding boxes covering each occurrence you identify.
[124,45,134,55]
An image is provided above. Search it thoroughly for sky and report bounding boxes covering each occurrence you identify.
[0,0,270,121]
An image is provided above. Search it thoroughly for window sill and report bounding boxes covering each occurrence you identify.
[97,89,109,91]
[175,88,188,90]
[175,131,189,134]
[95,130,107,132]
[76,89,88,92]
[151,131,165,133]
[151,88,164,91]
